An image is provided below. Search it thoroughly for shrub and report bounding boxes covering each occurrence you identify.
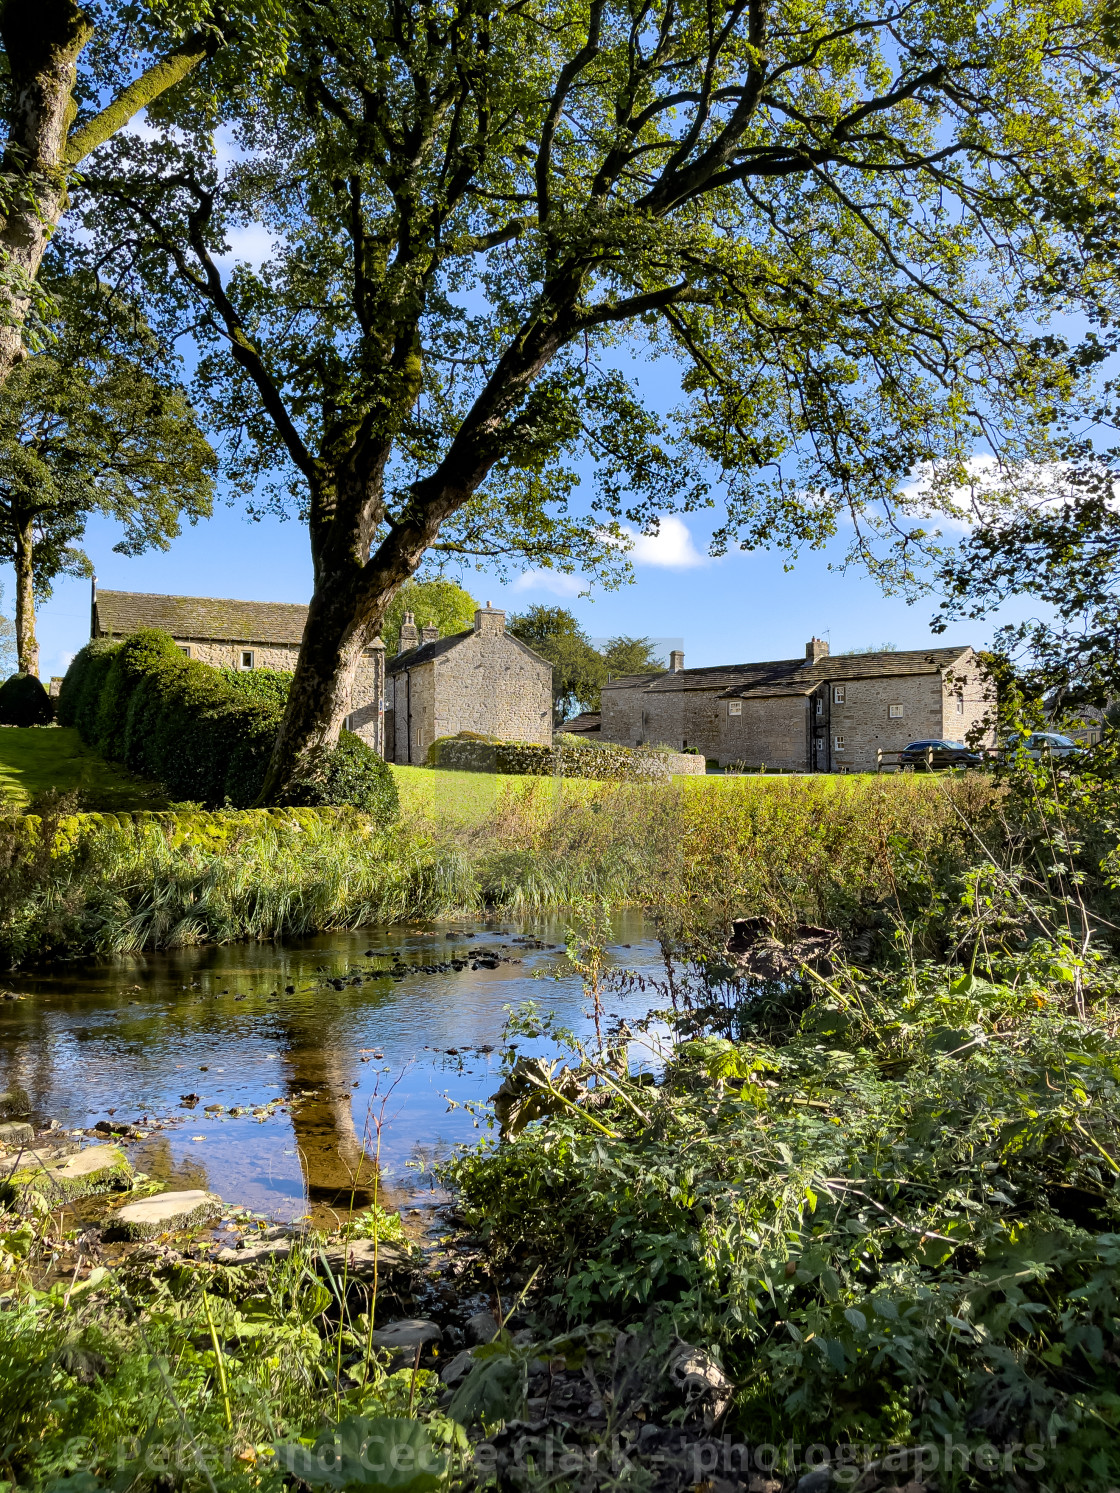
[287,730,399,820]
[57,632,397,820]
[0,673,54,726]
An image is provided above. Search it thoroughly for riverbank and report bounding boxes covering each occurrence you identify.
[0,773,993,967]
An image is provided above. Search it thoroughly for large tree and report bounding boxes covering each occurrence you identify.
[76,0,1120,799]
[0,276,215,673]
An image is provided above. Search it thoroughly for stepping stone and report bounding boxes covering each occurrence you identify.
[213,1238,294,1265]
[321,1238,412,1278]
[103,1189,222,1240]
[2,1144,132,1209]
[368,1318,442,1351]
[0,1121,34,1148]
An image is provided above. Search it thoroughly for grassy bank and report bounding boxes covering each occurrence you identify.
[0,728,169,810]
[0,774,991,967]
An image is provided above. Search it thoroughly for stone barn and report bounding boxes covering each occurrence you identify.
[90,583,387,755]
[386,604,552,764]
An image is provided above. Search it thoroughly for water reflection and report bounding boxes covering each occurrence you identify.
[0,913,660,1224]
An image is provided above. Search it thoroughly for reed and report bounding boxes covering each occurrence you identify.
[0,774,995,966]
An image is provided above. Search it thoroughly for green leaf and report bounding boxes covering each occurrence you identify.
[273,1416,446,1493]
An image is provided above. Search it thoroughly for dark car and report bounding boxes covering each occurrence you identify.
[898,739,985,771]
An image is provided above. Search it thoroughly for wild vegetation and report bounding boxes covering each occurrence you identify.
[2,751,1119,1492]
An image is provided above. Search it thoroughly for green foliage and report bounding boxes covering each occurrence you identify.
[0,671,53,726]
[382,580,478,655]
[287,732,399,822]
[275,1414,446,1493]
[57,632,398,818]
[600,636,666,678]
[508,607,606,721]
[217,667,293,707]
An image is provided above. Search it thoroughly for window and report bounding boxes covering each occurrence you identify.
[727,701,742,716]
[414,727,423,749]
[833,686,845,704]
[815,697,823,716]
[889,704,904,719]
[956,694,965,714]
[178,645,191,658]
[240,650,255,670]
[834,735,845,751]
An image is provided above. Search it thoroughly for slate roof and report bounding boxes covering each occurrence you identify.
[387,628,550,673]
[602,646,973,701]
[93,590,386,648]
[559,712,602,734]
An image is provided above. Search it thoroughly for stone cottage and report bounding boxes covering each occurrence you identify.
[600,638,994,772]
[386,605,552,764]
[90,582,387,755]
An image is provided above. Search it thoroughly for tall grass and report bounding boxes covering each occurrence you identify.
[0,775,995,966]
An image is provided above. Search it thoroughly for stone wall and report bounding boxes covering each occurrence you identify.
[718,695,810,770]
[600,684,724,758]
[938,650,997,748]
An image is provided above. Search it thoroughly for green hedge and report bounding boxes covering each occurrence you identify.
[427,732,671,781]
[57,632,398,820]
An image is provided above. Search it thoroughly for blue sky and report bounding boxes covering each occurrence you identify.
[12,497,1038,682]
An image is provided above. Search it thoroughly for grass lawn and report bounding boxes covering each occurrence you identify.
[0,726,170,811]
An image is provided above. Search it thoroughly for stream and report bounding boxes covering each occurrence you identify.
[0,911,663,1228]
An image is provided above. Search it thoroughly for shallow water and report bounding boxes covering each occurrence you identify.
[0,912,662,1225]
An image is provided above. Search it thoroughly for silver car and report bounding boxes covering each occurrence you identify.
[1005,731,1086,761]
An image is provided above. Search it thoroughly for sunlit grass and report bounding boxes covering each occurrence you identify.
[0,726,169,809]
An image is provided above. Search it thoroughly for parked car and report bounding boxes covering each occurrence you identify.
[1004,732,1086,761]
[899,739,985,770]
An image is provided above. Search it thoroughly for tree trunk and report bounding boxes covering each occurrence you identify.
[13,510,38,676]
[0,2,211,387]
[258,568,379,801]
[0,0,91,386]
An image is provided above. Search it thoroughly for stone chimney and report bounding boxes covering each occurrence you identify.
[399,611,419,652]
[806,637,829,663]
[669,649,685,672]
[474,602,505,636]
[421,623,440,644]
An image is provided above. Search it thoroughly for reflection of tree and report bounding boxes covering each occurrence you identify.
[282,1041,407,1225]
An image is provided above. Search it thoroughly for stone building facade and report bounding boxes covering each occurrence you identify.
[600,639,994,772]
[386,605,552,764]
[90,583,387,755]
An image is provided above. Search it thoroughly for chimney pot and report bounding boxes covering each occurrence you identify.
[806,637,829,663]
[399,611,420,654]
[669,649,685,672]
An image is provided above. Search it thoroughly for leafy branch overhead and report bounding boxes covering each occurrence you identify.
[64,0,1120,794]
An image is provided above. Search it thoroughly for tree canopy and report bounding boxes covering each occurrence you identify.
[66,0,1120,794]
[511,606,666,719]
[0,276,215,673]
[381,577,479,653]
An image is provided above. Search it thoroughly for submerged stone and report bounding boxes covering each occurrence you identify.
[0,1089,29,1119]
[104,1189,222,1240]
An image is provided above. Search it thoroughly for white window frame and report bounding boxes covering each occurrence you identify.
[727,701,742,716]
[833,685,845,704]
[178,645,191,659]
[834,734,846,751]
[240,649,255,670]
[889,704,904,719]
[815,696,823,716]
[955,693,965,714]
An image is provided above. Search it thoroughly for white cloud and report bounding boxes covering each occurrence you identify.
[215,222,279,270]
[511,570,585,597]
[623,514,706,569]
